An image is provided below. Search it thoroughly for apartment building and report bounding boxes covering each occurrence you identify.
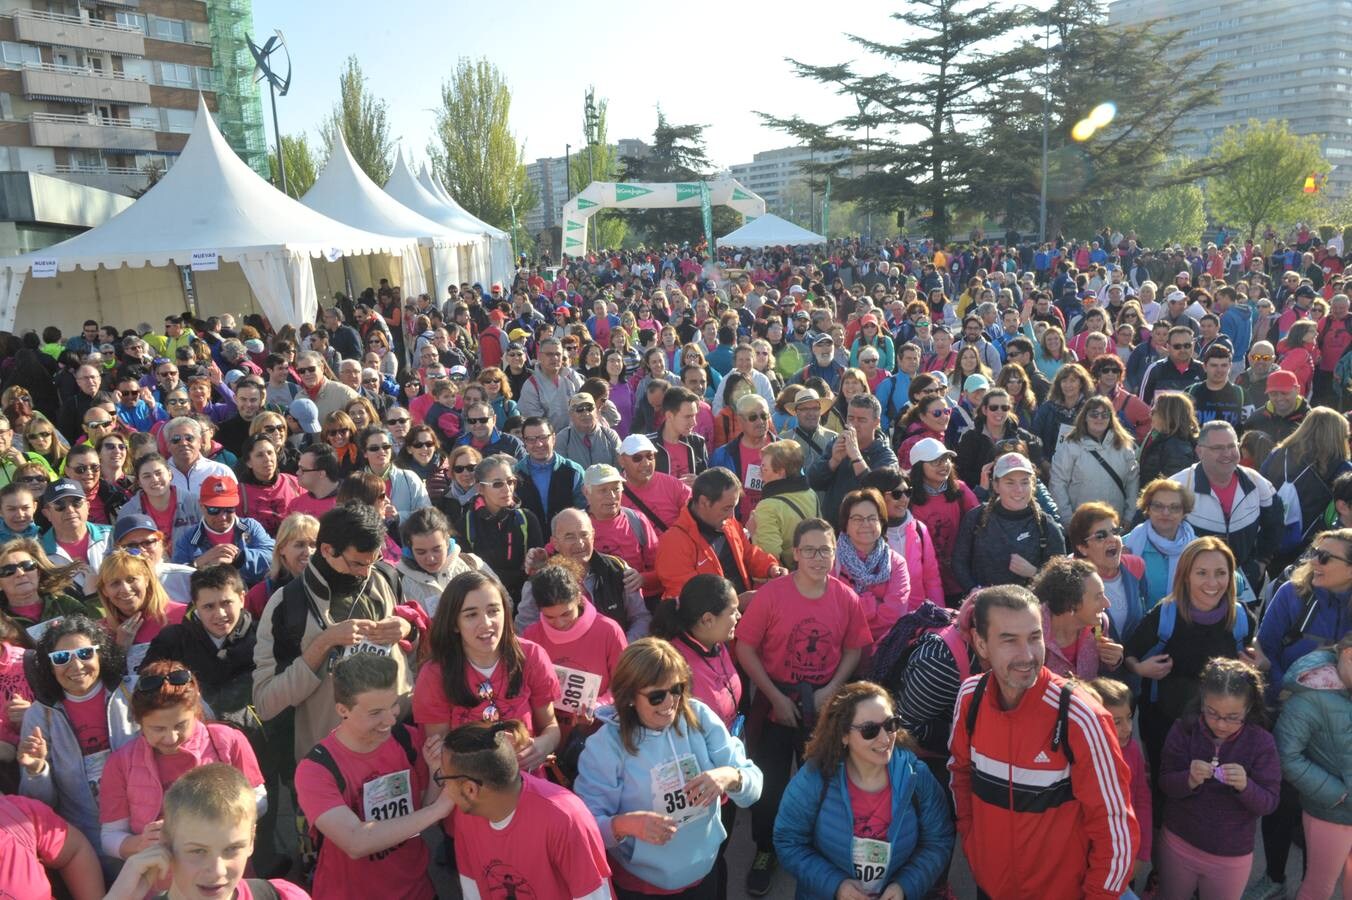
[729,145,853,218]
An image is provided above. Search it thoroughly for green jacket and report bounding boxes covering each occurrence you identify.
[0,591,101,632]
[1275,650,1352,825]
[748,476,820,566]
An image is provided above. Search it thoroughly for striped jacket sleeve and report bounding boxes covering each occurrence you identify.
[1060,691,1140,899]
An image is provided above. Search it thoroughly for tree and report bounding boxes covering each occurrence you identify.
[779,178,869,239]
[970,0,1222,238]
[269,133,318,199]
[322,56,393,186]
[759,0,1031,244]
[569,92,627,250]
[429,57,536,231]
[1089,178,1206,249]
[1208,120,1329,241]
[621,110,738,246]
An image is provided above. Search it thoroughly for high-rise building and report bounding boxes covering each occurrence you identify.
[729,145,853,219]
[524,138,650,234]
[1108,0,1352,194]
[0,0,268,197]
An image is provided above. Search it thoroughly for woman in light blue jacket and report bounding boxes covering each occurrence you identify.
[774,682,954,900]
[574,637,762,898]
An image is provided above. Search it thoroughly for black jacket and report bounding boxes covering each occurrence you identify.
[143,610,260,740]
[647,431,708,477]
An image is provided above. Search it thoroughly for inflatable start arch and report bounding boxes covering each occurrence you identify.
[559,179,766,256]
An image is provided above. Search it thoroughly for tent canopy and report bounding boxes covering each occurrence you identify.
[716,213,825,249]
[0,95,410,329]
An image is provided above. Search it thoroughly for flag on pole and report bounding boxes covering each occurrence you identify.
[699,180,714,253]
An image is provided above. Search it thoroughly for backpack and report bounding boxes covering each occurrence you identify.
[868,601,972,688]
[1142,600,1252,702]
[1275,453,1325,554]
[620,507,648,553]
[303,722,419,852]
[965,671,1075,764]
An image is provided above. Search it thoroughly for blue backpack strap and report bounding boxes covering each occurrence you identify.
[1145,601,1177,703]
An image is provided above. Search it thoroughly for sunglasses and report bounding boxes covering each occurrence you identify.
[260,424,285,434]
[205,505,234,516]
[166,397,190,406]
[849,715,904,741]
[571,405,595,413]
[118,389,140,398]
[28,431,52,440]
[48,498,84,512]
[121,537,159,554]
[1251,354,1275,362]
[480,478,517,490]
[48,646,97,667]
[641,683,686,706]
[1312,548,1352,566]
[0,559,38,577]
[1170,344,1193,350]
[1087,527,1122,542]
[928,408,952,417]
[327,428,350,436]
[452,463,476,474]
[366,443,392,453]
[18,476,48,486]
[85,419,112,429]
[985,404,1010,412]
[888,488,912,499]
[135,668,193,693]
[295,366,318,375]
[168,434,195,444]
[1097,368,1122,375]
[743,412,768,422]
[71,464,100,475]
[101,442,126,452]
[386,417,410,426]
[409,440,437,451]
[465,416,491,425]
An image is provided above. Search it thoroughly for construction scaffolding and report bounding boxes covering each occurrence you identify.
[205,0,268,179]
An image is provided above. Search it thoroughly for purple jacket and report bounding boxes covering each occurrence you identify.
[1159,716,1281,856]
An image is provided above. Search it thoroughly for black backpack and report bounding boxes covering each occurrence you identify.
[964,671,1075,765]
[302,723,420,853]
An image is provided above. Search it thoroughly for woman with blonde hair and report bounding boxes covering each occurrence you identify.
[476,366,520,429]
[243,512,317,617]
[574,637,762,898]
[0,536,91,628]
[23,414,67,473]
[94,549,185,673]
[247,409,298,474]
[1033,324,1075,379]
[1260,407,1352,570]
[1139,392,1200,486]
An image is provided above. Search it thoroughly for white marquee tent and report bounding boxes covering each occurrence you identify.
[0,96,412,332]
[716,213,825,249]
[384,153,491,292]
[301,132,481,304]
[416,165,515,286]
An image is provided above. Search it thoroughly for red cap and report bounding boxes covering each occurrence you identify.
[1266,369,1300,393]
[488,310,506,323]
[860,313,879,327]
[199,475,240,508]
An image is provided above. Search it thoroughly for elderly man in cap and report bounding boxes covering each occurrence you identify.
[113,513,196,603]
[785,387,838,473]
[517,506,649,640]
[793,333,846,393]
[1160,289,1200,335]
[38,479,112,591]
[616,433,691,534]
[555,392,620,469]
[582,463,660,599]
[171,475,275,586]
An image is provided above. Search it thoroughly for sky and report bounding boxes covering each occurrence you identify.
[248,0,874,172]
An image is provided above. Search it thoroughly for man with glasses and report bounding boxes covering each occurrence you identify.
[171,476,274,587]
[65,319,100,357]
[163,416,235,497]
[255,503,418,760]
[785,388,839,475]
[38,479,111,592]
[162,315,191,358]
[1235,341,1280,418]
[513,417,584,532]
[287,443,343,520]
[1169,420,1282,588]
[709,395,775,521]
[808,394,898,523]
[294,351,358,419]
[1139,325,1205,404]
[453,399,524,461]
[616,434,690,535]
[148,359,181,404]
[112,375,162,435]
[518,337,584,432]
[555,392,620,469]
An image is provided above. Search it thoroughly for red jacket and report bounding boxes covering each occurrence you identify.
[949,667,1139,900]
[655,505,778,600]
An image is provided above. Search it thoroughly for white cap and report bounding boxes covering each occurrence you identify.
[619,434,657,456]
[1165,289,1187,304]
[992,452,1036,479]
[908,437,954,467]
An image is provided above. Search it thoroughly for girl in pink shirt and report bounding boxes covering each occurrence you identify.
[650,574,743,730]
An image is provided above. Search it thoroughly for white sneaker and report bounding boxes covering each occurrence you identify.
[1249,874,1287,900]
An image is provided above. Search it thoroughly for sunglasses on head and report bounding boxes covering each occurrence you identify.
[48,646,96,667]
[641,683,686,706]
[135,668,193,693]
[0,559,37,577]
[850,715,904,741]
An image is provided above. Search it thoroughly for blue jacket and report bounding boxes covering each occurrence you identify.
[171,516,275,586]
[1258,581,1352,704]
[774,749,954,900]
[574,699,763,891]
[876,371,913,433]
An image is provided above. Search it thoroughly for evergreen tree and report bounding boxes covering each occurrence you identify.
[620,110,737,247]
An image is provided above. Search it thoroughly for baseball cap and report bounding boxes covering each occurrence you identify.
[930,371,949,388]
[813,334,835,346]
[788,285,807,296]
[113,514,159,544]
[489,310,506,323]
[908,437,955,467]
[569,392,596,408]
[1165,290,1187,304]
[583,464,624,487]
[792,389,822,409]
[793,310,810,320]
[1266,369,1300,393]
[508,328,529,343]
[1295,285,1317,299]
[992,452,1036,479]
[860,314,879,327]
[490,281,504,292]
[619,434,657,456]
[42,479,85,506]
[288,397,321,434]
[199,475,240,508]
[963,374,992,393]
[449,365,469,378]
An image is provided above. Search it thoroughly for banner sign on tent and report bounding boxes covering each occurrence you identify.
[30,258,57,279]
[190,250,218,272]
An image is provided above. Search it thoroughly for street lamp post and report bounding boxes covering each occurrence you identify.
[584,89,599,253]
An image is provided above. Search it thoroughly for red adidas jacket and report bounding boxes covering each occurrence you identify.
[948,667,1139,899]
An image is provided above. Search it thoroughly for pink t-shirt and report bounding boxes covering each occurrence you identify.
[412,640,561,732]
[86,491,108,525]
[665,440,691,480]
[452,774,610,900]
[205,525,235,547]
[0,643,33,746]
[55,533,91,566]
[63,687,109,756]
[0,794,68,900]
[1213,475,1238,518]
[672,635,742,730]
[736,574,873,686]
[238,881,310,900]
[286,490,338,520]
[621,472,691,532]
[847,773,893,840]
[295,725,435,900]
[144,489,177,537]
[590,510,658,576]
[522,604,627,709]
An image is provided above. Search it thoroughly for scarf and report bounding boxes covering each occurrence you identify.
[539,598,598,646]
[1123,519,1197,592]
[836,537,892,593]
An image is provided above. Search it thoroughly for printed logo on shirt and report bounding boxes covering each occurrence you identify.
[787,617,833,682]
[1034,751,1051,763]
[480,860,537,899]
[853,808,888,841]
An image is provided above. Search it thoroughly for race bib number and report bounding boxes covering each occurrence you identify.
[851,836,891,897]
[651,754,705,828]
[553,665,602,717]
[1055,422,1074,452]
[362,769,413,823]
[336,640,394,662]
[84,749,109,802]
[744,463,764,493]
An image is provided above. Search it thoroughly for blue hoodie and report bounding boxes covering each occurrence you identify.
[574,698,762,891]
[1258,581,1352,704]
[774,748,954,900]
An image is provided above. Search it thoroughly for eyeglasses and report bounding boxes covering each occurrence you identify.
[480,478,517,490]
[363,377,379,385]
[85,419,112,429]
[48,646,96,667]
[410,440,437,450]
[1087,527,1122,542]
[1097,367,1122,375]
[0,559,37,577]
[797,545,834,559]
[985,404,1010,412]
[477,679,500,721]
[849,715,904,740]
[28,431,52,440]
[1251,354,1275,362]
[118,390,140,398]
[743,412,768,422]
[168,434,196,444]
[522,434,552,444]
[135,668,193,693]
[432,771,483,787]
[327,428,350,437]
[1086,409,1112,420]
[1202,706,1246,726]
[928,408,952,418]
[888,488,912,499]
[1149,501,1184,514]
[849,514,881,526]
[295,366,317,375]
[70,463,100,475]
[48,498,84,512]
[465,416,491,425]
[366,443,392,453]
[204,506,234,516]
[1170,344,1193,351]
[260,424,285,434]
[1312,548,1352,566]
[641,683,686,706]
[18,476,48,486]
[166,397,190,406]
[121,537,160,554]
[386,417,410,426]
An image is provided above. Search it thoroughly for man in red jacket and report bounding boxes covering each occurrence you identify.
[949,585,1139,900]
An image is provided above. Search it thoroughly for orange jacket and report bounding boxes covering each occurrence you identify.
[655,505,778,600]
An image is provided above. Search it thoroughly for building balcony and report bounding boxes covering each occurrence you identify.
[13,9,145,58]
[20,63,151,105]
[30,112,157,152]
[36,163,154,196]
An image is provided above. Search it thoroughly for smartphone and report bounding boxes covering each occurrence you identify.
[730,714,746,739]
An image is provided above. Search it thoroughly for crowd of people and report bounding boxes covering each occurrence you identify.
[0,228,1350,900]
